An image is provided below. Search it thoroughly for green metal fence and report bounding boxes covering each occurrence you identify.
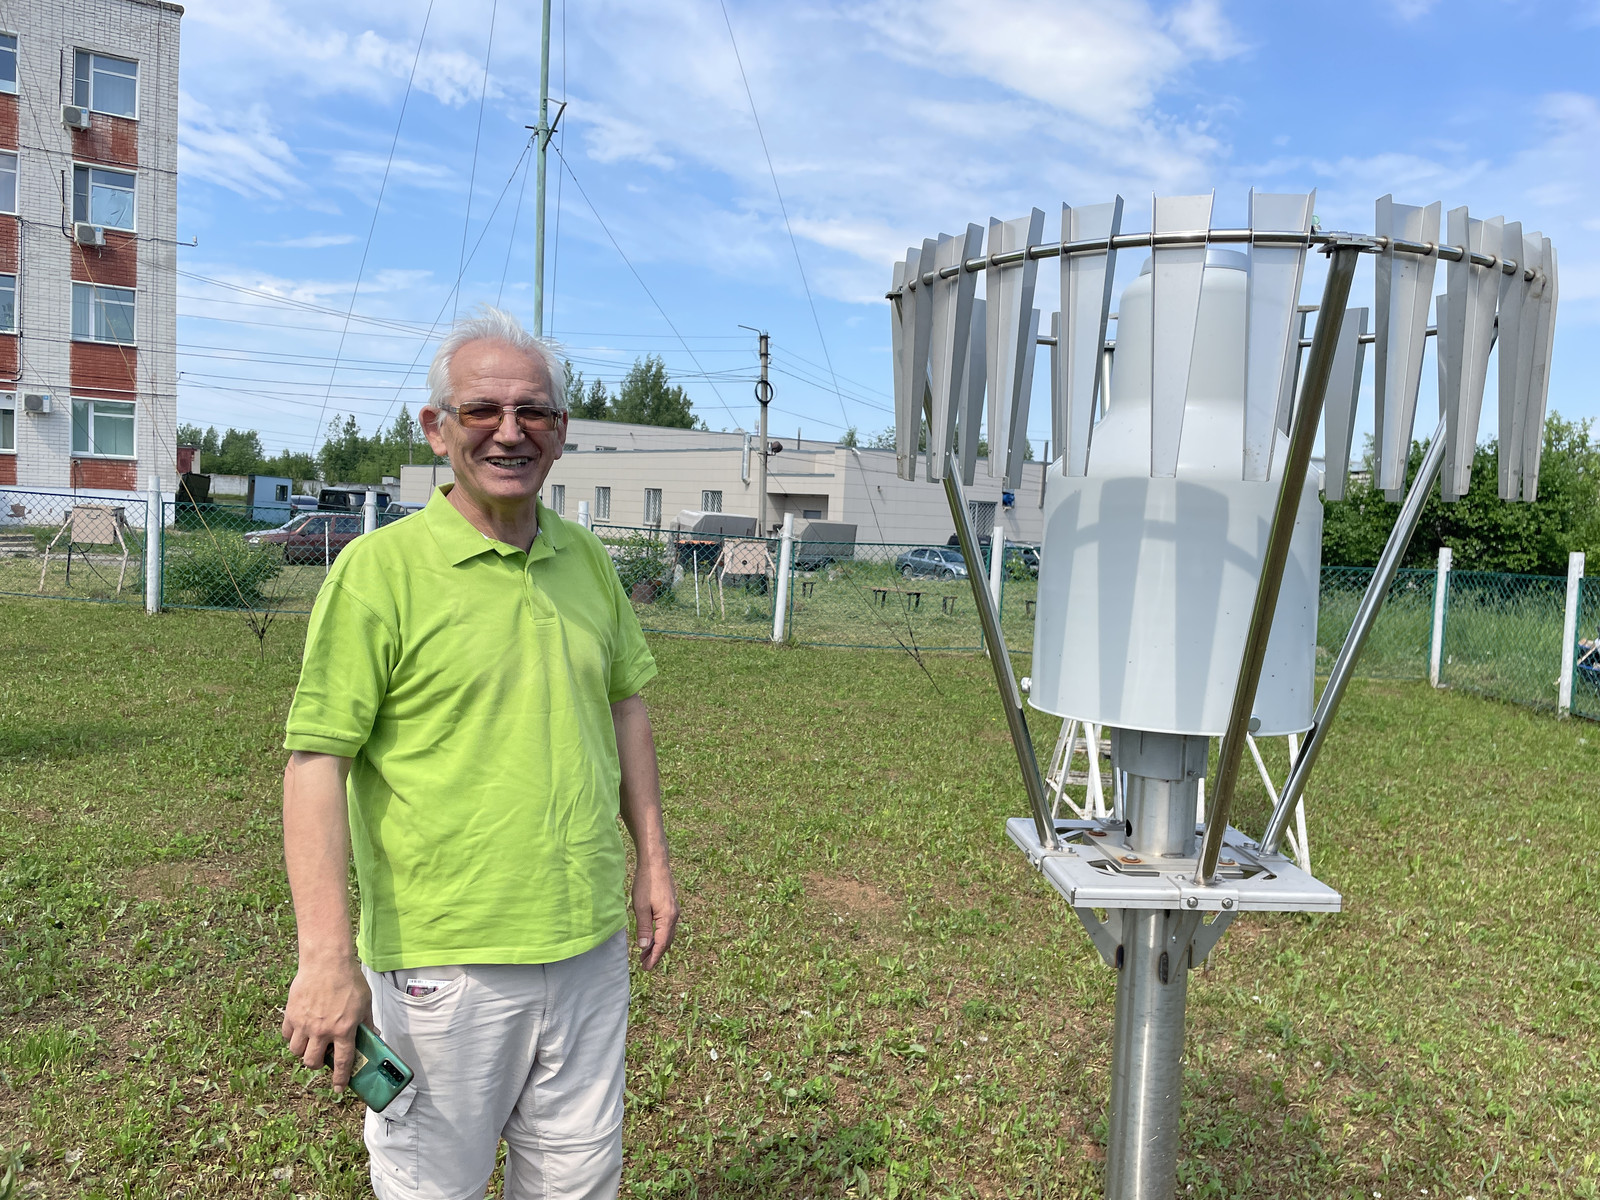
[1,488,149,605]
[1316,566,1436,681]
[1438,570,1570,711]
[590,524,777,642]
[1572,575,1600,722]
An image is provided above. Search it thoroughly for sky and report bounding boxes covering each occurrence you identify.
[173,0,1600,462]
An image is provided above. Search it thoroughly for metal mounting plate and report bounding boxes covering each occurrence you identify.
[1005,816,1342,913]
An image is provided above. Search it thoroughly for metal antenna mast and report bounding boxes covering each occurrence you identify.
[739,326,774,533]
[530,0,565,338]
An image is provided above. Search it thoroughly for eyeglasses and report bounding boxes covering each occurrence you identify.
[441,402,564,432]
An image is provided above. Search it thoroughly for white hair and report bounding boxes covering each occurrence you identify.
[425,305,567,413]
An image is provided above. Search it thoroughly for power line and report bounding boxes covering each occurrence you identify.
[552,145,745,430]
[457,0,499,320]
[310,0,437,455]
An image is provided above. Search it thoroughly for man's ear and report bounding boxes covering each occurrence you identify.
[420,406,450,457]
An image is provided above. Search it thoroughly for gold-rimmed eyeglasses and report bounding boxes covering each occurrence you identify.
[440,402,564,432]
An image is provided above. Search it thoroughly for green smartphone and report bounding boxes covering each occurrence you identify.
[322,1023,414,1113]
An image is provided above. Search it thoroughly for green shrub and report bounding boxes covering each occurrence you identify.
[611,533,671,595]
[165,534,283,609]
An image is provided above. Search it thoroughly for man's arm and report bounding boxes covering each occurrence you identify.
[280,750,370,1087]
[612,693,678,970]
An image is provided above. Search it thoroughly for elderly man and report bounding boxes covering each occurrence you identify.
[280,305,677,1200]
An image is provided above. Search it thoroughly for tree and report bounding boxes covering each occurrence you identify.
[840,426,859,448]
[176,422,206,448]
[611,356,695,428]
[1322,414,1600,574]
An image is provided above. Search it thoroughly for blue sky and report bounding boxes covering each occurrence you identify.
[174,0,1600,460]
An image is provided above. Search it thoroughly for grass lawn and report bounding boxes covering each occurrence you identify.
[1,597,1597,1198]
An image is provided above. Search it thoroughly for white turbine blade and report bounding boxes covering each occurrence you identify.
[1434,291,1451,500]
[1150,192,1213,477]
[926,225,984,482]
[1374,196,1442,499]
[1495,221,1525,499]
[1322,307,1369,502]
[984,210,1045,480]
[898,241,936,481]
[1007,308,1042,489]
[1244,190,1314,480]
[1507,233,1545,499]
[1276,309,1309,435]
[1522,240,1558,501]
[1061,197,1124,477]
[960,298,987,486]
[1048,309,1062,467]
[1442,209,1503,500]
[890,257,908,469]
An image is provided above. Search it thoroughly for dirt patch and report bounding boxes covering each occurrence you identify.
[122,861,238,903]
[805,872,899,922]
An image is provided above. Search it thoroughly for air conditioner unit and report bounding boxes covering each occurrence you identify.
[74,223,105,247]
[22,393,50,414]
[60,104,91,131]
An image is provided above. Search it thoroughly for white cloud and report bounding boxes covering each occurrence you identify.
[259,233,359,248]
[180,94,299,199]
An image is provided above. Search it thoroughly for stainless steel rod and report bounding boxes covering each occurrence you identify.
[1194,243,1362,886]
[1261,416,1449,855]
[942,452,1059,850]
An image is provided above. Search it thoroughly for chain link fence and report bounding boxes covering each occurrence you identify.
[1568,575,1599,722]
[590,524,777,641]
[1438,570,1570,711]
[1316,566,1436,680]
[0,488,151,605]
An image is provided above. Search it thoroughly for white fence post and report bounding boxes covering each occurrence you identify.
[144,474,162,614]
[1559,550,1586,717]
[772,513,795,644]
[1430,546,1452,687]
[577,499,591,529]
[986,530,1006,657]
[362,488,378,535]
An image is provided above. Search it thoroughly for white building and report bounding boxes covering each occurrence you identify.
[0,0,180,499]
[401,418,1049,547]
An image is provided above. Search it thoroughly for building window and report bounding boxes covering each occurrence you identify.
[0,274,14,333]
[0,35,15,95]
[701,490,722,513]
[71,282,135,344]
[0,393,13,452]
[550,484,565,515]
[73,165,136,231]
[563,442,577,451]
[802,509,822,520]
[0,152,15,214]
[74,50,137,118]
[643,488,662,527]
[594,486,611,521]
[274,484,290,502]
[71,398,136,457]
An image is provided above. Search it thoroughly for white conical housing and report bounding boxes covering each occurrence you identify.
[1031,251,1322,736]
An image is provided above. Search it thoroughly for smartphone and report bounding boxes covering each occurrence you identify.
[322,1023,414,1113]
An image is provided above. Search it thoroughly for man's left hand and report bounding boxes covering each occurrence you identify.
[632,854,678,970]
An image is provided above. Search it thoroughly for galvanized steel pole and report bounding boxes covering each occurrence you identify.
[531,0,552,337]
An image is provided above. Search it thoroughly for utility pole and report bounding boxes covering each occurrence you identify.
[530,0,558,337]
[741,326,774,533]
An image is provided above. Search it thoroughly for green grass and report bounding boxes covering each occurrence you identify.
[2,599,1598,1197]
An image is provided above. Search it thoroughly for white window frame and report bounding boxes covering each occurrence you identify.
[0,151,15,216]
[0,34,16,96]
[71,281,136,345]
[71,396,137,459]
[73,49,138,119]
[0,392,14,453]
[0,273,14,334]
[593,486,611,521]
[643,487,662,527]
[701,490,722,513]
[72,163,136,232]
[550,483,565,515]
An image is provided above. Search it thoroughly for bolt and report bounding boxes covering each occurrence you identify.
[1220,858,1235,866]
[1185,896,1199,909]
[1119,855,1143,864]
[1089,829,1107,838]
[1221,897,1235,909]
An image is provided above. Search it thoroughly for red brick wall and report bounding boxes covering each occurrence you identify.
[71,343,138,395]
[0,215,17,274]
[71,115,138,168]
[0,94,16,151]
[71,459,137,490]
[72,232,137,288]
[0,335,16,379]
[0,455,14,486]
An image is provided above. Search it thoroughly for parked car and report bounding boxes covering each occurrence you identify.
[250,513,365,564]
[1005,544,1040,578]
[894,546,970,580]
[288,495,319,514]
[317,487,392,514]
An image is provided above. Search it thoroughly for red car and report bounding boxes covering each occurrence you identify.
[249,513,364,565]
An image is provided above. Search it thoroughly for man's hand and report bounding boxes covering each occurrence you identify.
[632,853,679,971]
[282,958,372,1088]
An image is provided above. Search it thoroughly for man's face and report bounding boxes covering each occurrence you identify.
[421,339,566,512]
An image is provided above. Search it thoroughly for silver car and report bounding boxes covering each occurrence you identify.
[894,546,970,580]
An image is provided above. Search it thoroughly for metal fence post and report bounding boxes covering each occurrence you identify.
[1430,546,1452,687]
[362,488,378,535]
[772,513,795,644]
[144,474,162,614]
[1559,551,1586,717]
[577,500,591,529]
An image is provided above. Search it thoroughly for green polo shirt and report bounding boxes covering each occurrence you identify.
[284,487,657,971]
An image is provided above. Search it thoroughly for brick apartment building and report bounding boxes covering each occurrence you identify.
[0,0,179,497]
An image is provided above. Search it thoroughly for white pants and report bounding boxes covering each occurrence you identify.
[362,930,628,1200]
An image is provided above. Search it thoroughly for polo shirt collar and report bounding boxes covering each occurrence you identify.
[423,485,568,565]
